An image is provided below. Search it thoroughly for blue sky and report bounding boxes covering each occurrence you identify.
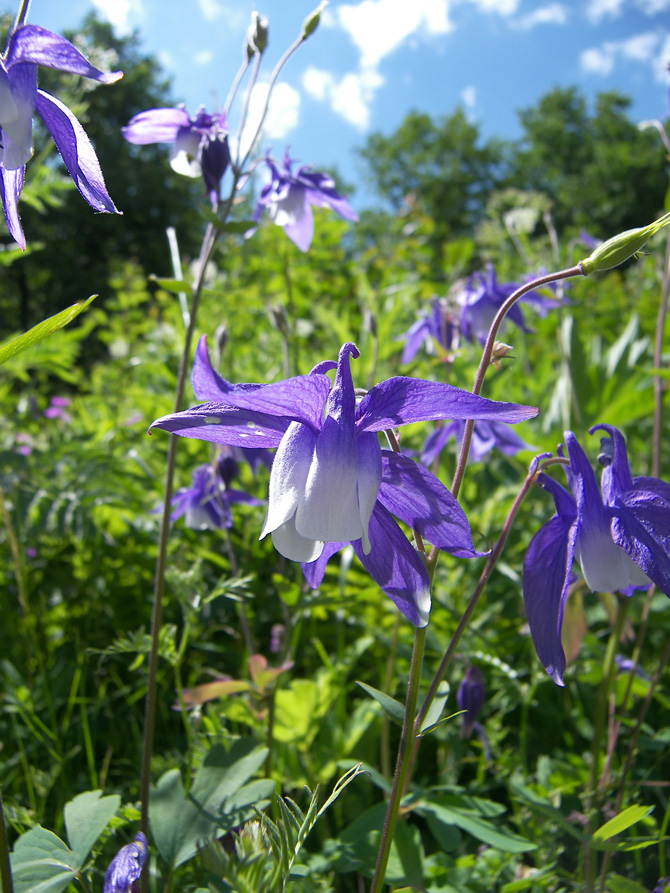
[31,0,670,208]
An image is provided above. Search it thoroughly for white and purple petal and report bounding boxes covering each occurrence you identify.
[1,61,36,168]
[296,414,362,544]
[353,503,432,627]
[523,473,579,686]
[36,90,119,213]
[261,421,315,539]
[0,164,25,248]
[122,107,192,144]
[611,489,670,596]
[377,451,483,558]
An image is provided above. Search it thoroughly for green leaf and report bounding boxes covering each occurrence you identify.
[418,800,536,854]
[10,826,79,893]
[149,276,189,294]
[420,681,451,734]
[64,790,121,865]
[592,805,653,842]
[0,296,96,366]
[604,875,651,893]
[335,803,423,884]
[355,681,405,727]
[150,739,270,868]
[219,220,256,234]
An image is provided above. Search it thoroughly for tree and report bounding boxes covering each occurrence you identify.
[2,14,204,334]
[358,108,503,264]
[510,87,668,235]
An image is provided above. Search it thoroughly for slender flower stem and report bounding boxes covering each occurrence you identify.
[140,223,218,859]
[450,265,583,501]
[415,457,569,752]
[9,0,31,42]
[652,226,670,479]
[0,787,13,893]
[225,55,252,117]
[369,625,427,893]
[239,32,307,172]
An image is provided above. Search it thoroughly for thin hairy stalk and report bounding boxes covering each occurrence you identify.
[221,525,255,654]
[0,485,59,740]
[415,457,569,746]
[239,32,308,172]
[598,629,670,892]
[450,265,583,502]
[597,585,656,795]
[9,0,30,41]
[589,596,629,797]
[234,50,262,169]
[140,222,218,858]
[652,226,670,478]
[225,55,252,116]
[0,787,13,893]
[380,615,401,780]
[369,626,427,893]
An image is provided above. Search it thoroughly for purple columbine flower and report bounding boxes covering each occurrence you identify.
[104,832,148,893]
[421,418,535,467]
[170,457,264,531]
[0,24,122,249]
[122,106,230,204]
[457,666,486,737]
[456,264,560,345]
[149,338,537,627]
[523,426,670,686]
[253,148,358,252]
[399,298,459,365]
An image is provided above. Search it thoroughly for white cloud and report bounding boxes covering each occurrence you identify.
[335,0,452,68]
[91,0,134,34]
[461,85,477,108]
[636,0,670,13]
[194,49,214,66]
[303,65,384,129]
[240,81,300,156]
[196,0,247,27]
[463,0,520,14]
[585,0,625,23]
[511,3,568,29]
[581,31,661,76]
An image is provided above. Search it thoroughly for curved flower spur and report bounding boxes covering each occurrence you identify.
[150,340,538,627]
[523,425,670,685]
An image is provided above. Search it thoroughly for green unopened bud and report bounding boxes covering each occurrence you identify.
[245,12,269,59]
[580,211,670,275]
[302,1,328,39]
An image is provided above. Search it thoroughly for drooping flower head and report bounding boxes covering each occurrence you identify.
[399,297,459,365]
[457,666,486,737]
[523,426,670,685]
[0,24,123,248]
[421,418,535,467]
[456,264,560,345]
[169,453,265,531]
[122,106,230,203]
[150,338,538,627]
[104,832,148,893]
[253,148,358,251]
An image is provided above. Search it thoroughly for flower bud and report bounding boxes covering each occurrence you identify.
[246,12,269,59]
[302,1,328,39]
[580,211,670,275]
[104,833,148,893]
[456,666,486,737]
